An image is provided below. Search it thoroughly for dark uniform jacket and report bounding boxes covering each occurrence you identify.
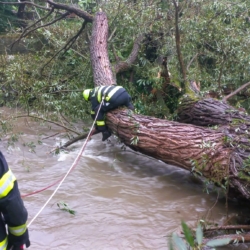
[0,151,30,250]
[89,85,128,130]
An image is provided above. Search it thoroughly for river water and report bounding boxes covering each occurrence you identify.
[0,107,249,250]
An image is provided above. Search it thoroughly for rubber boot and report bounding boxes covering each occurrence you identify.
[102,130,112,141]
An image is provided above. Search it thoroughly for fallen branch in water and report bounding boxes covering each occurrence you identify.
[203,232,250,245]
[59,133,88,148]
[13,114,81,135]
[204,225,250,231]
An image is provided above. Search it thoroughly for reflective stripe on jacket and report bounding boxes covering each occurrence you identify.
[8,223,27,237]
[0,236,7,250]
[93,86,124,103]
[0,169,16,198]
[96,121,105,126]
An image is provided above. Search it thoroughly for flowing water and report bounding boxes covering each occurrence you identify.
[0,107,249,250]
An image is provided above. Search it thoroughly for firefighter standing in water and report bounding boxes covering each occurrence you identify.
[83,85,134,141]
[0,151,30,250]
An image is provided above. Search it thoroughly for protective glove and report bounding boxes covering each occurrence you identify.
[7,230,30,250]
[7,240,30,250]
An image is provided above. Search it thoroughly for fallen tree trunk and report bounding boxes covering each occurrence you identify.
[176,98,250,199]
[106,109,250,199]
[177,97,250,127]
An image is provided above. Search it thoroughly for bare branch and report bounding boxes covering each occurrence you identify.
[13,115,81,135]
[19,11,72,47]
[204,225,250,232]
[223,82,250,102]
[47,0,93,22]
[203,233,250,245]
[11,7,55,50]
[114,34,144,73]
[186,53,198,71]
[14,115,80,135]
[0,1,50,10]
[59,133,88,148]
[108,27,117,42]
[0,0,94,21]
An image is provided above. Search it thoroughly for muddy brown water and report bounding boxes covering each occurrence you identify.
[0,107,249,250]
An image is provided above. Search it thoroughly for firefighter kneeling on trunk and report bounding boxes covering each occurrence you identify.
[83,85,134,141]
[0,151,30,250]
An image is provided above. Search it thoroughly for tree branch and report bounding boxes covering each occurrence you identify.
[11,7,55,50]
[114,34,144,73]
[0,1,50,10]
[223,82,250,102]
[40,20,88,73]
[203,233,250,245]
[186,53,198,71]
[47,0,93,22]
[59,133,88,148]
[13,115,81,135]
[204,225,250,232]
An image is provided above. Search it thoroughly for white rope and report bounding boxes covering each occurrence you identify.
[28,98,104,228]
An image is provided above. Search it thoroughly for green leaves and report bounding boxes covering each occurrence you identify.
[181,221,195,247]
[170,221,233,249]
[172,233,188,250]
[57,201,76,215]
[196,223,203,245]
[206,238,232,247]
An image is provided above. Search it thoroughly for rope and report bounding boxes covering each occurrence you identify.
[27,99,104,228]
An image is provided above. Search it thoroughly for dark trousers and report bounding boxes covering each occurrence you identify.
[0,215,7,246]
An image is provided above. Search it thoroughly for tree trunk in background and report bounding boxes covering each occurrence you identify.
[17,0,26,19]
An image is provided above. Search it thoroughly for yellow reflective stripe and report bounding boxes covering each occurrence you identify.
[103,86,112,96]
[105,86,123,101]
[97,86,105,102]
[91,87,98,97]
[96,121,105,126]
[8,223,27,237]
[0,236,7,250]
[91,111,95,114]
[0,169,16,198]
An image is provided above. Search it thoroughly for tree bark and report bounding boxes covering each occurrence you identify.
[90,12,116,86]
[177,98,249,126]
